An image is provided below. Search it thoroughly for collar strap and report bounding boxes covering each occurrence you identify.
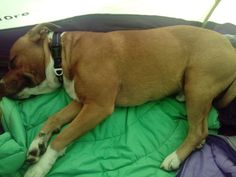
[50,32,63,83]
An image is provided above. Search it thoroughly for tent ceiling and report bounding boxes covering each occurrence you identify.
[209,0,236,24]
[0,0,235,30]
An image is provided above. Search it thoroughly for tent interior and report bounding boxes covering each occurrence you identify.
[1,0,236,177]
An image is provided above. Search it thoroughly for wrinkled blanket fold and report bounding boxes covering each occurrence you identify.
[0,88,219,177]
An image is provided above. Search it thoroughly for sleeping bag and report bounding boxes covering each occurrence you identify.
[0,88,219,177]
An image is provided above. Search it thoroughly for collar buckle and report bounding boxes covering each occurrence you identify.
[54,68,63,76]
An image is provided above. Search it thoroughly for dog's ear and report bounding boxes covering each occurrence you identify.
[27,23,61,42]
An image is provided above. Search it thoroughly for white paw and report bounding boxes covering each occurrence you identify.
[24,146,63,177]
[24,162,50,177]
[161,151,181,171]
[27,132,50,163]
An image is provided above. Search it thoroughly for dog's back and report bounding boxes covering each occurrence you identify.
[63,26,236,106]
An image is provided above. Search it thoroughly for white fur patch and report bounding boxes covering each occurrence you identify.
[64,77,79,101]
[160,151,181,171]
[17,57,61,99]
[27,136,43,161]
[24,146,65,177]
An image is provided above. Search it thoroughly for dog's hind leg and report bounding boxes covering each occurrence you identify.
[161,77,213,171]
[26,100,82,163]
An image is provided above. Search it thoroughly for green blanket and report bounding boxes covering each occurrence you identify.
[0,88,219,177]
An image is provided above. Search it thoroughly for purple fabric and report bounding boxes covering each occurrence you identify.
[176,135,236,177]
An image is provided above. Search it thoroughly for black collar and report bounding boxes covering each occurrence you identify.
[50,32,63,83]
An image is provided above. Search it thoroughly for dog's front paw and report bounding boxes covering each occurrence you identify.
[160,151,181,171]
[27,132,50,163]
[24,146,61,177]
[24,163,50,177]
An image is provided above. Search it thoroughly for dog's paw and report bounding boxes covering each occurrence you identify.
[27,132,49,163]
[24,163,50,177]
[24,146,61,177]
[160,151,181,171]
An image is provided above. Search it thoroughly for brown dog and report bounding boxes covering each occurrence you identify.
[1,24,236,177]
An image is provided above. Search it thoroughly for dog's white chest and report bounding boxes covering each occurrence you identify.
[63,77,78,101]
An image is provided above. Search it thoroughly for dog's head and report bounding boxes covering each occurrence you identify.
[0,23,59,99]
